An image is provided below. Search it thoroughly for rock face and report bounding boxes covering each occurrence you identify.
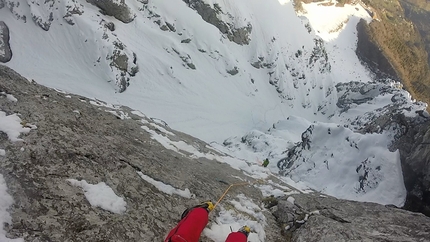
[336,80,430,216]
[0,21,12,63]
[183,0,252,45]
[86,0,135,23]
[392,119,430,217]
[356,19,399,81]
[0,65,282,241]
[272,193,430,241]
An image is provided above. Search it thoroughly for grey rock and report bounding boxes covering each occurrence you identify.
[391,119,430,217]
[165,22,176,32]
[272,200,297,223]
[32,11,54,31]
[274,194,430,241]
[0,21,12,63]
[0,65,283,242]
[181,38,192,44]
[63,4,84,26]
[227,67,239,75]
[110,50,129,72]
[107,41,139,92]
[27,0,55,31]
[160,25,169,31]
[183,0,251,45]
[105,22,115,31]
[86,0,135,23]
[0,0,4,9]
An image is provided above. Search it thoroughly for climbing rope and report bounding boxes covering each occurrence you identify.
[212,179,265,211]
[212,182,249,211]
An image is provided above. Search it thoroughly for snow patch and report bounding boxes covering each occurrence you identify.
[137,172,193,198]
[67,179,127,214]
[1,92,17,102]
[0,111,31,142]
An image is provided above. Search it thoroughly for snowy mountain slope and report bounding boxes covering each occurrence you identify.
[1,0,429,208]
[220,79,427,207]
[299,1,374,85]
[2,0,365,142]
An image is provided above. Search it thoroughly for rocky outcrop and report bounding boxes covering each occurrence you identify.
[63,1,85,26]
[356,19,399,81]
[335,80,430,216]
[31,0,55,31]
[183,0,252,45]
[0,21,12,63]
[272,193,430,241]
[392,119,430,217]
[86,0,135,23]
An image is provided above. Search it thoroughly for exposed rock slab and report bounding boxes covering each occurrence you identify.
[392,119,430,217]
[356,19,399,81]
[0,21,12,63]
[87,0,135,23]
[272,193,430,241]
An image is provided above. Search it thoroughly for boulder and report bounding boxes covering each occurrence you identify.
[87,0,135,23]
[0,21,12,63]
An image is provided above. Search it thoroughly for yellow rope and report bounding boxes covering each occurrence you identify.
[212,179,265,211]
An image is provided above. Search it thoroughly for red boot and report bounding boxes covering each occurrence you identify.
[225,226,250,242]
[164,202,214,242]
